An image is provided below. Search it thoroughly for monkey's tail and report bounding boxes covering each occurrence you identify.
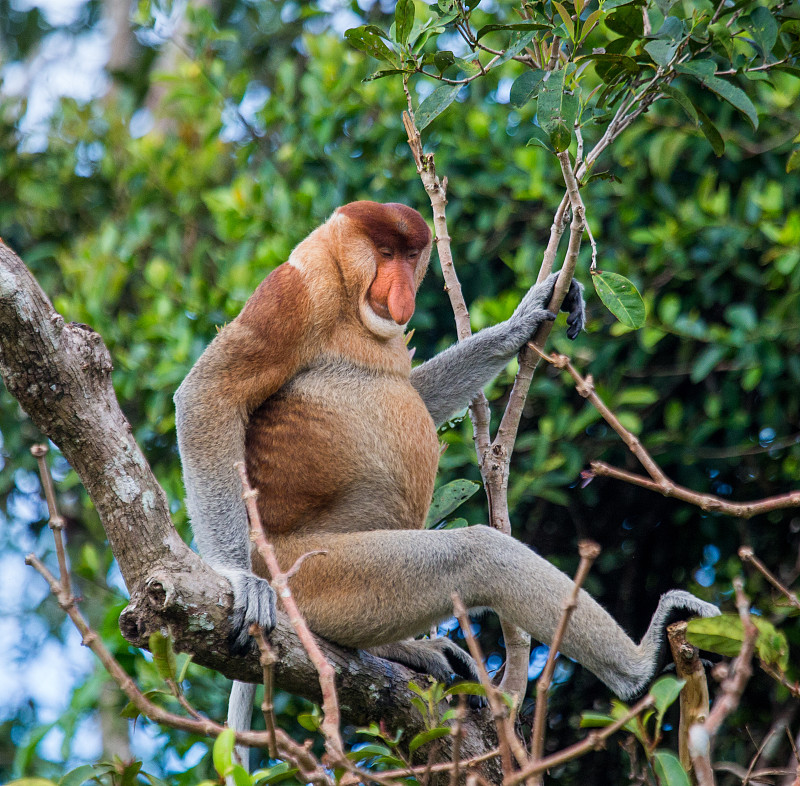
[226,679,256,785]
[626,589,720,700]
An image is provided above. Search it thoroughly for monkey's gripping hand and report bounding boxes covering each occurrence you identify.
[512,271,586,341]
[218,567,277,653]
[411,270,586,426]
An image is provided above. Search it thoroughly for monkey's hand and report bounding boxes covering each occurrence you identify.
[514,271,586,341]
[218,568,277,653]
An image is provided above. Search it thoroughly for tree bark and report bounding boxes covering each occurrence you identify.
[0,240,499,772]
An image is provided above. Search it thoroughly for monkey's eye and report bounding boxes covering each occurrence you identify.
[408,250,420,260]
[379,248,393,259]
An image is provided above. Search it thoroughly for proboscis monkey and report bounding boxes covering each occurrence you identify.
[174,201,718,769]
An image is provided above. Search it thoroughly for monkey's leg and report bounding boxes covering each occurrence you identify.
[276,525,718,700]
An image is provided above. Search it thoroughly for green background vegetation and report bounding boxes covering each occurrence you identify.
[1,0,799,783]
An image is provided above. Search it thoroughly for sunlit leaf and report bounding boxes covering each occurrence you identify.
[149,631,177,681]
[537,68,579,152]
[416,84,461,130]
[509,69,545,107]
[395,0,414,45]
[591,271,646,329]
[652,750,691,786]
[409,727,451,754]
[426,479,480,527]
[344,27,400,67]
[212,729,236,778]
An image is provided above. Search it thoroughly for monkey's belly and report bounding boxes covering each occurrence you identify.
[245,372,440,536]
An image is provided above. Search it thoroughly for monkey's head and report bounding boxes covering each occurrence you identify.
[328,201,432,339]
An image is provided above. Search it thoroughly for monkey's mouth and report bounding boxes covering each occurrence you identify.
[367,298,395,323]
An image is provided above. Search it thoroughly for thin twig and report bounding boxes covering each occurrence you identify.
[505,694,656,785]
[31,444,72,600]
[452,594,528,773]
[449,696,468,786]
[530,540,601,774]
[739,547,800,611]
[251,623,279,759]
[534,349,800,519]
[235,462,344,758]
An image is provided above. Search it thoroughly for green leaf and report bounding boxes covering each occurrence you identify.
[537,68,579,152]
[416,84,461,130]
[298,711,321,731]
[149,631,177,681]
[344,27,400,67]
[743,6,779,58]
[650,676,685,733]
[425,479,480,527]
[787,145,800,173]
[440,517,468,529]
[694,105,725,156]
[526,124,555,152]
[6,781,58,786]
[615,387,659,406]
[676,63,758,129]
[177,653,194,684]
[652,750,691,786]
[644,39,679,66]
[58,767,114,786]
[687,614,789,671]
[434,50,455,73]
[509,69,545,108]
[213,728,236,778]
[495,31,538,66]
[475,22,550,40]
[253,762,299,784]
[346,743,392,760]
[395,0,415,45]
[409,726,452,754]
[553,2,575,40]
[364,68,408,82]
[232,764,252,786]
[689,344,728,382]
[579,711,615,728]
[442,681,487,698]
[661,84,698,123]
[591,271,646,329]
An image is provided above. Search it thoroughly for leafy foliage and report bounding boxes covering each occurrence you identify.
[2,0,800,783]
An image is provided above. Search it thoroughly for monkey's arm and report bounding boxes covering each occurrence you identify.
[411,272,585,425]
[174,265,311,650]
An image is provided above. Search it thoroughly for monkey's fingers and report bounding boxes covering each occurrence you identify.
[562,280,586,340]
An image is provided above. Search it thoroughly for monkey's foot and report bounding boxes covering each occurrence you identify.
[217,568,277,653]
[367,637,479,684]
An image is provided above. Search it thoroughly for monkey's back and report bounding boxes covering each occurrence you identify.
[245,356,440,538]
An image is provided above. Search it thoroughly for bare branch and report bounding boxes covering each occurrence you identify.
[236,462,343,758]
[530,540,601,777]
[533,347,800,519]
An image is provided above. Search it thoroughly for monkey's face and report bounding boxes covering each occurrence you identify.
[330,202,432,339]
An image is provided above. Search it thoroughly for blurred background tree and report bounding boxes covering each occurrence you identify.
[1,0,799,783]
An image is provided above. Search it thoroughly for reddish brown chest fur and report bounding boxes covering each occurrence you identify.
[245,357,440,537]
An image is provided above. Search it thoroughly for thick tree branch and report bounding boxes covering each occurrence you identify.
[0,240,499,762]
